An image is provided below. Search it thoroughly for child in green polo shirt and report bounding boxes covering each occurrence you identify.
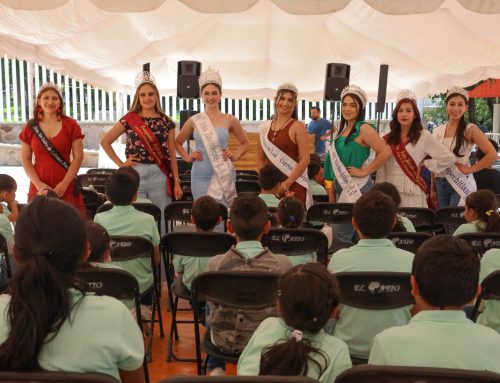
[453,189,500,236]
[258,165,283,208]
[369,235,500,372]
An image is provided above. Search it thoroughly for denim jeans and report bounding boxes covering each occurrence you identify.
[436,177,460,208]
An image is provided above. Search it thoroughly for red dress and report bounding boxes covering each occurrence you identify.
[19,117,87,217]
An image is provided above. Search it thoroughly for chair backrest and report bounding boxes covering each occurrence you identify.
[0,371,120,382]
[161,376,318,383]
[86,168,116,175]
[335,364,500,383]
[162,232,236,257]
[180,180,192,194]
[164,201,228,232]
[78,174,109,194]
[236,170,258,177]
[399,207,435,231]
[457,232,500,258]
[306,202,353,225]
[96,202,162,234]
[191,271,280,309]
[335,272,414,310]
[109,236,153,262]
[236,174,259,181]
[262,227,329,265]
[387,232,433,254]
[435,207,466,231]
[236,180,261,194]
[267,207,278,227]
[312,194,329,203]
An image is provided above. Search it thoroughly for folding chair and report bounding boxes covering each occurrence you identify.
[86,168,116,175]
[387,232,433,253]
[77,268,150,383]
[472,270,500,321]
[161,232,236,362]
[164,201,228,234]
[458,233,500,258]
[262,227,329,265]
[335,364,500,383]
[312,194,329,203]
[267,207,278,227]
[306,203,353,225]
[109,235,164,362]
[236,174,259,181]
[96,203,161,234]
[191,271,280,375]
[434,207,466,234]
[180,180,192,195]
[78,174,109,194]
[236,180,261,194]
[82,188,106,219]
[179,174,191,181]
[334,271,413,364]
[399,207,435,233]
[236,170,258,177]
[0,371,120,383]
[161,376,318,383]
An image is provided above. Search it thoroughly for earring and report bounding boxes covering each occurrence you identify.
[37,106,44,120]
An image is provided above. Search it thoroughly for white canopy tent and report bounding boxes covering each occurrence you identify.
[1,0,500,100]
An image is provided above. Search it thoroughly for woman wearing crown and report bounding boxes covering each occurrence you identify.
[101,72,183,224]
[431,87,496,208]
[175,67,249,207]
[257,82,311,206]
[19,83,87,217]
[377,90,455,208]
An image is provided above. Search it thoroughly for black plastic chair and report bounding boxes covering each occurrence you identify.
[86,168,116,175]
[180,180,192,194]
[191,271,280,375]
[335,364,500,383]
[306,202,353,225]
[472,270,500,321]
[262,227,329,265]
[399,207,435,233]
[164,201,228,234]
[387,232,433,254]
[458,233,500,258]
[0,371,120,383]
[109,236,164,362]
[82,188,106,219]
[312,194,329,203]
[434,207,466,234]
[161,232,236,363]
[236,180,261,194]
[267,207,278,227]
[78,174,109,194]
[77,268,149,383]
[236,170,258,177]
[161,376,318,383]
[96,203,162,235]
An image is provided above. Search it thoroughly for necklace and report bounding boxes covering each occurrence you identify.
[271,118,292,142]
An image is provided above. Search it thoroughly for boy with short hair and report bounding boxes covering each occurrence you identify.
[369,235,500,372]
[207,193,292,375]
[308,154,327,196]
[258,165,283,208]
[328,190,414,359]
[173,195,222,291]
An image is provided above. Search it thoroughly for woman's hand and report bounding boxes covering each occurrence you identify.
[35,182,53,194]
[173,181,183,201]
[121,154,139,167]
[222,148,239,162]
[188,150,203,163]
[53,181,69,198]
[347,167,366,177]
[455,162,473,175]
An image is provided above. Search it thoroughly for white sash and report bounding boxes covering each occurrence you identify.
[259,121,313,208]
[193,113,237,204]
[327,133,369,203]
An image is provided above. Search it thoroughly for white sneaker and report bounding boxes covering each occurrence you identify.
[140,304,153,321]
[209,367,225,376]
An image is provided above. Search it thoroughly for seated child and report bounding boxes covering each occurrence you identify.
[369,235,500,372]
[328,190,414,359]
[276,197,316,265]
[258,165,283,208]
[206,193,293,375]
[173,195,222,291]
[308,154,327,196]
[476,247,500,334]
[85,221,112,267]
[94,172,160,296]
[238,263,352,383]
[453,189,500,236]
[372,182,415,232]
[104,166,152,204]
[0,175,19,250]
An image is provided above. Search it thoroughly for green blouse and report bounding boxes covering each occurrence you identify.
[324,121,373,181]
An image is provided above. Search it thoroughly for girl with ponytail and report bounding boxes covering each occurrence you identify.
[454,189,500,236]
[237,263,352,382]
[0,196,144,382]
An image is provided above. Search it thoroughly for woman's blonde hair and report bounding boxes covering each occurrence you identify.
[129,82,164,114]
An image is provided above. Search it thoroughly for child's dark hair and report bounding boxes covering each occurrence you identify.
[308,161,321,180]
[0,196,86,370]
[116,165,141,185]
[277,197,305,229]
[229,193,269,240]
[475,139,498,161]
[413,235,479,308]
[259,263,340,377]
[192,195,221,232]
[105,172,138,206]
[86,221,110,263]
[259,165,284,191]
[353,190,397,238]
[0,174,16,192]
[465,189,500,232]
[372,182,406,232]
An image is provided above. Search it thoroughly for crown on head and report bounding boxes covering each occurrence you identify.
[135,71,156,89]
[446,86,469,102]
[396,89,417,104]
[199,67,222,89]
[38,82,62,98]
[277,81,298,95]
[341,84,368,108]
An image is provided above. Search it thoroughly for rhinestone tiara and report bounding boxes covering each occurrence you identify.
[38,82,62,98]
[341,84,368,108]
[446,86,469,102]
[277,81,298,95]
[135,71,156,89]
[396,89,417,104]
[199,67,222,89]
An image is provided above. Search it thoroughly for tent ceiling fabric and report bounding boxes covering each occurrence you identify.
[1,0,499,101]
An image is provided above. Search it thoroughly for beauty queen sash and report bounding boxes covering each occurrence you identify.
[192,112,237,205]
[259,121,313,208]
[433,124,476,205]
[123,112,174,196]
[327,135,367,203]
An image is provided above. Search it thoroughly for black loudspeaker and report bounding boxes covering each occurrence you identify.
[180,110,199,141]
[376,64,389,113]
[324,63,350,101]
[177,61,201,98]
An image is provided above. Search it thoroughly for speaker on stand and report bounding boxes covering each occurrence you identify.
[177,61,201,154]
[324,63,350,141]
[375,64,389,132]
